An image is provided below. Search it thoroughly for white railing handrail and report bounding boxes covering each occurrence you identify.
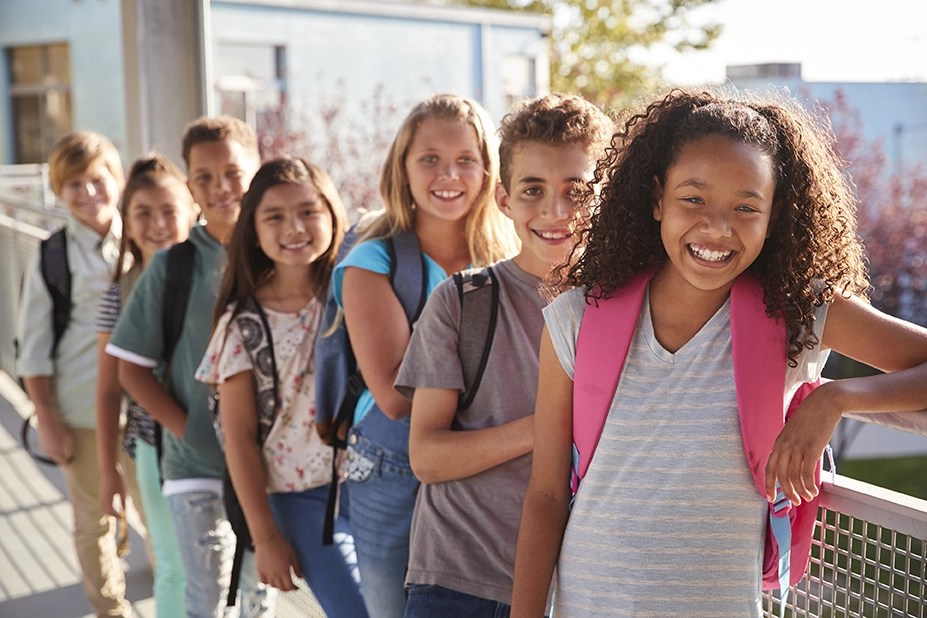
[821,473,927,539]
[0,192,70,220]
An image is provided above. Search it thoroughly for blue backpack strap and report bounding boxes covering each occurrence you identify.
[386,227,428,324]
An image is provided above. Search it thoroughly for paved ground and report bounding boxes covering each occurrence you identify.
[0,372,155,618]
[0,372,325,618]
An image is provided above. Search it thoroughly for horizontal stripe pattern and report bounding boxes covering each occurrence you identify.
[544,287,830,618]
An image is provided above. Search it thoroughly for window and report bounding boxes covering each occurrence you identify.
[502,55,537,110]
[6,44,73,164]
[214,43,286,130]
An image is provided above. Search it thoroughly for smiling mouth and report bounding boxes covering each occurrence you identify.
[534,230,571,241]
[432,190,463,199]
[688,243,734,262]
[282,241,310,250]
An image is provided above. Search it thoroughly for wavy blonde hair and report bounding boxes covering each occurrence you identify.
[358,94,518,266]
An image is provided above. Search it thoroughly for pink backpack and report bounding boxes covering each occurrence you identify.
[572,271,825,606]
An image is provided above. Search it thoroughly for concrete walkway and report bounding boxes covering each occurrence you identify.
[0,373,154,618]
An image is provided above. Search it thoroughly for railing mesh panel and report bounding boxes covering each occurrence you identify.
[763,506,926,617]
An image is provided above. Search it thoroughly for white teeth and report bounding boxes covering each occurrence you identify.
[689,244,733,262]
[283,241,308,249]
[433,191,462,199]
[537,230,570,240]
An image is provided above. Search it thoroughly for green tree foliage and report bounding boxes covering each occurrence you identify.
[444,0,722,105]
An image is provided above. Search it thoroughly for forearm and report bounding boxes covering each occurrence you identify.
[368,378,412,420]
[410,416,533,484]
[117,361,187,438]
[225,434,278,544]
[825,363,927,415]
[511,486,570,618]
[23,376,59,422]
[96,338,122,473]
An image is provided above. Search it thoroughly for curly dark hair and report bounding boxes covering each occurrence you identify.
[498,93,614,192]
[554,88,869,364]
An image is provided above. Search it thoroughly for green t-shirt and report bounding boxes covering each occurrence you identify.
[108,224,225,480]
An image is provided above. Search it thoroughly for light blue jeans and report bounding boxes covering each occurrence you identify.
[345,409,419,618]
[268,485,369,617]
[167,490,276,618]
[135,442,186,618]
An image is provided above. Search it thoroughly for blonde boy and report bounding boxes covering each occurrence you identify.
[395,95,613,615]
[16,131,145,617]
[107,116,272,617]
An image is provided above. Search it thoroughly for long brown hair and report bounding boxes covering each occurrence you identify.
[213,157,348,327]
[112,154,193,284]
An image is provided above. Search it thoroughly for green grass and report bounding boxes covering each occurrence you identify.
[838,456,927,501]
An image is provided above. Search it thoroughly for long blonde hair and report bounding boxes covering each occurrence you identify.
[359,94,518,266]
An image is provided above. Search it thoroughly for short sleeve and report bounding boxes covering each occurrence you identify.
[195,307,253,386]
[542,288,589,381]
[95,282,122,334]
[395,277,464,400]
[785,301,831,395]
[16,247,56,377]
[108,251,168,366]
[332,239,390,309]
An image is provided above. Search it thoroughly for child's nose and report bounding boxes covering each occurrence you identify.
[702,211,732,236]
[545,195,574,221]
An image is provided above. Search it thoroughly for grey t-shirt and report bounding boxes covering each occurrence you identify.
[545,286,830,617]
[395,259,546,605]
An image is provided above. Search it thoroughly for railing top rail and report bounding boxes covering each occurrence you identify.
[821,473,927,539]
[0,193,69,221]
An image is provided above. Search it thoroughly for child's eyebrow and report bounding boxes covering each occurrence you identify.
[517,175,548,185]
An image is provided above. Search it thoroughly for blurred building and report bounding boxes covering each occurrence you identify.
[0,0,550,167]
[727,63,927,171]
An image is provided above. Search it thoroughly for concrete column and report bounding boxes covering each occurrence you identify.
[121,0,211,166]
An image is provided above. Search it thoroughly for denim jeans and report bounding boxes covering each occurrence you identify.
[268,485,369,617]
[166,490,276,618]
[345,409,419,618]
[405,584,512,618]
[135,442,185,618]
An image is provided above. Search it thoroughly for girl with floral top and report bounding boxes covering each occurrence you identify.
[196,157,368,617]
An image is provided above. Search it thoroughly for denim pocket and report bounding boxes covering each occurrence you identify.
[344,432,381,484]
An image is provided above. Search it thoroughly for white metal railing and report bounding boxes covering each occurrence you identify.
[1,195,925,617]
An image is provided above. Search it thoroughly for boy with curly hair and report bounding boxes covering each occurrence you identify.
[395,94,613,616]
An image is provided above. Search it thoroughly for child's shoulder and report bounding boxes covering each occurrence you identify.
[341,237,389,269]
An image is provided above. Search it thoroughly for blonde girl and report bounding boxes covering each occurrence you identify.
[331,94,518,618]
[95,154,197,618]
[196,157,368,616]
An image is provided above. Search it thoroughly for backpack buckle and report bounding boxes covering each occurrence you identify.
[771,487,792,517]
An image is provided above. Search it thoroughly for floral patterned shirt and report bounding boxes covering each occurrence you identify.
[197,298,333,493]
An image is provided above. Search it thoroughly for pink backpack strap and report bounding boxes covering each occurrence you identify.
[572,271,651,492]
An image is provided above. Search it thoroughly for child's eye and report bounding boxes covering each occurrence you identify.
[458,156,477,164]
[736,204,759,213]
[196,175,211,183]
[421,155,438,164]
[524,187,542,197]
[227,169,244,178]
[683,196,704,205]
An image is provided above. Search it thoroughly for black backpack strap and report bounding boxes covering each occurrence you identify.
[454,266,499,410]
[386,228,428,324]
[161,240,196,364]
[40,228,72,357]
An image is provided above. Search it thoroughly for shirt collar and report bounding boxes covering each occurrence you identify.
[66,212,122,255]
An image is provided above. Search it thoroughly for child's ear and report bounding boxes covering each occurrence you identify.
[652,175,664,222]
[495,182,513,220]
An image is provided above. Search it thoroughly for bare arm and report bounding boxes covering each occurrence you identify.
[408,387,534,484]
[342,267,413,419]
[511,328,573,618]
[22,375,74,466]
[766,293,927,504]
[219,372,300,591]
[96,333,126,515]
[117,360,187,439]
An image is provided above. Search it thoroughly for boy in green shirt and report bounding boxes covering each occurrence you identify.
[107,116,272,617]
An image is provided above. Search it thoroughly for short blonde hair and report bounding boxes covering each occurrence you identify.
[48,131,124,196]
[361,94,518,267]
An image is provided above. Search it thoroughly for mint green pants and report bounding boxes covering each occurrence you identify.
[135,441,186,617]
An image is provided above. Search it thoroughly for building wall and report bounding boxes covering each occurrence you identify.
[209,1,549,123]
[0,0,128,165]
[731,76,927,170]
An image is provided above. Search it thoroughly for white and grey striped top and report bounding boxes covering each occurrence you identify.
[545,286,829,618]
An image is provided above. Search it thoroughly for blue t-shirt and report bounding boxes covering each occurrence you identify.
[332,237,449,423]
